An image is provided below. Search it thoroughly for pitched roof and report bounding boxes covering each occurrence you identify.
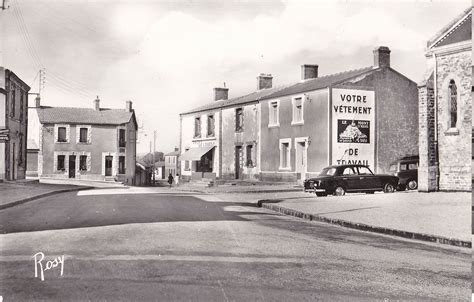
[427,7,472,49]
[181,66,374,115]
[260,66,374,100]
[165,150,180,156]
[36,106,135,125]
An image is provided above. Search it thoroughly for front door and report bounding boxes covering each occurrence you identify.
[295,141,307,181]
[69,155,76,178]
[235,146,243,179]
[105,156,113,176]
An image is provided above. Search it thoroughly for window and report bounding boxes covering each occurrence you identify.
[119,129,126,147]
[279,139,291,169]
[320,167,337,176]
[235,108,243,132]
[400,164,408,171]
[408,163,418,170]
[246,144,253,167]
[57,155,65,171]
[119,156,126,174]
[57,127,67,142]
[80,155,87,171]
[292,97,304,124]
[79,128,88,143]
[18,134,23,166]
[449,79,457,128]
[357,166,373,175]
[10,86,15,118]
[207,114,215,137]
[194,117,201,138]
[343,167,356,175]
[19,92,24,122]
[269,101,279,127]
[184,148,190,171]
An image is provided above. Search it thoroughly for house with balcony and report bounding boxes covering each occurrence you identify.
[28,97,138,184]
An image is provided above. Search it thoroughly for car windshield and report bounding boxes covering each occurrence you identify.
[320,167,337,176]
[389,164,397,172]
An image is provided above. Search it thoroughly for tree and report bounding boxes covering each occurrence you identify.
[138,151,164,167]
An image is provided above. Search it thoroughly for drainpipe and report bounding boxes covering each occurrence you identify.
[433,52,440,191]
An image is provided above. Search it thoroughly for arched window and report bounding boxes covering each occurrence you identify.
[448,79,457,128]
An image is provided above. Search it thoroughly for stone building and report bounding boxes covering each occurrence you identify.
[259,47,419,182]
[418,7,472,192]
[164,148,180,178]
[0,67,30,181]
[28,97,138,184]
[179,46,419,183]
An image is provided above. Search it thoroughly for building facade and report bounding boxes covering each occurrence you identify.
[164,148,180,178]
[418,7,472,192]
[179,46,418,183]
[259,47,418,182]
[0,67,30,181]
[28,98,138,184]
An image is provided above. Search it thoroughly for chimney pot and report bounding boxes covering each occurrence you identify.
[214,87,229,101]
[373,46,391,68]
[94,96,100,111]
[126,100,132,112]
[257,73,272,90]
[301,64,318,80]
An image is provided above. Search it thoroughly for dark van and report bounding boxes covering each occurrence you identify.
[389,155,419,190]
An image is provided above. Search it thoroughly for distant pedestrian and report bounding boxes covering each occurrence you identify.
[168,173,174,187]
[175,173,180,186]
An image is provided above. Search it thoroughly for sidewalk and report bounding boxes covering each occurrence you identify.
[0,181,93,210]
[258,191,471,247]
[174,182,303,194]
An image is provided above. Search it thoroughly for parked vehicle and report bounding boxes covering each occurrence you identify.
[303,164,399,196]
[388,155,419,190]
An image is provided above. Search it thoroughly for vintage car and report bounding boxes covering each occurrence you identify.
[303,164,399,196]
[388,155,418,191]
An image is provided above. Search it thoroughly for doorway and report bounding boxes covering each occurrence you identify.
[69,155,76,178]
[235,146,243,179]
[105,156,113,176]
[295,141,307,181]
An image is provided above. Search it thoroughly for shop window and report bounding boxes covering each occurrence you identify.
[246,144,253,167]
[194,117,201,138]
[80,155,87,171]
[448,79,457,128]
[269,101,280,127]
[119,156,126,174]
[57,155,65,171]
[235,108,243,132]
[207,114,215,137]
[58,127,67,142]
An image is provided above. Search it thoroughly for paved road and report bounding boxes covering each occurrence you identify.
[0,190,470,301]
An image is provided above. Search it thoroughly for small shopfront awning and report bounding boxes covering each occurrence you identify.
[180,146,215,161]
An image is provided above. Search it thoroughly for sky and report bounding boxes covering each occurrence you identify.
[1,0,470,154]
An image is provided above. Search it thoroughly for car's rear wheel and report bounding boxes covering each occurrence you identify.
[383,183,395,193]
[316,192,327,197]
[333,186,345,196]
[407,180,418,190]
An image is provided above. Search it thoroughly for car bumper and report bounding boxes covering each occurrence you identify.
[314,188,326,193]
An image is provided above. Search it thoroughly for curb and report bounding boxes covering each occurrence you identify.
[0,187,94,210]
[176,188,303,194]
[259,201,471,248]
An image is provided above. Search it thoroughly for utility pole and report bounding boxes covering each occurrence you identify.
[1,0,9,10]
[152,130,156,185]
[39,68,46,96]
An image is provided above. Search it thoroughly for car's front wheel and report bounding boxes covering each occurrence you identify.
[407,180,418,190]
[333,186,345,196]
[383,183,395,193]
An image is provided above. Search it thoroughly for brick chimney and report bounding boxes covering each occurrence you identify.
[126,100,132,112]
[174,147,179,152]
[257,73,272,90]
[35,95,41,107]
[301,64,318,80]
[214,87,229,101]
[94,96,100,111]
[373,46,391,68]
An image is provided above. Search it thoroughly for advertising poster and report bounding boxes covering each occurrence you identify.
[332,88,375,168]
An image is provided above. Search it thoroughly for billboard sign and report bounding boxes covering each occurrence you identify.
[332,88,375,168]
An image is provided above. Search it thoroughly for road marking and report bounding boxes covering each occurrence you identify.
[218,280,229,302]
